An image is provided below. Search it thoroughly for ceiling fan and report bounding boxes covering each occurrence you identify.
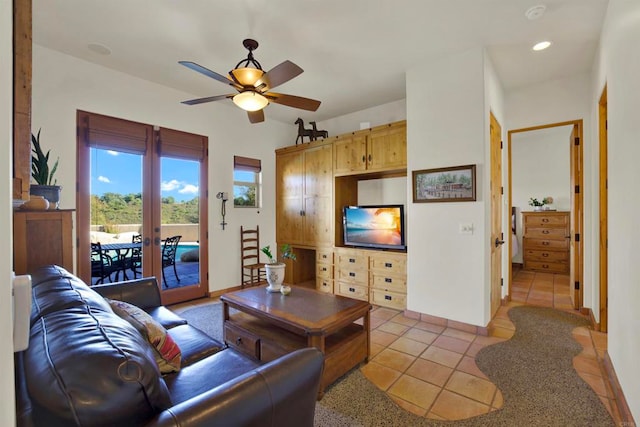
[179,39,321,124]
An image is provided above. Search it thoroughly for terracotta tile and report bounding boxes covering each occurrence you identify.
[492,388,504,409]
[391,313,419,327]
[432,335,471,354]
[389,395,427,417]
[490,318,516,330]
[598,395,613,417]
[403,328,438,345]
[406,358,454,387]
[430,390,490,420]
[473,335,506,347]
[577,346,598,360]
[442,328,477,342]
[372,307,401,320]
[370,342,386,358]
[456,356,489,379]
[414,321,446,334]
[572,333,594,350]
[591,331,608,350]
[445,371,497,405]
[387,375,441,409]
[360,361,402,391]
[420,346,464,368]
[425,411,447,420]
[373,348,416,372]
[371,329,399,347]
[465,342,486,358]
[370,316,387,330]
[420,313,448,326]
[389,336,429,356]
[490,327,514,339]
[573,355,602,377]
[572,326,592,337]
[378,321,410,336]
[579,372,608,397]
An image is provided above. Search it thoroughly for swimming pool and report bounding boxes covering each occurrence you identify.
[175,244,199,260]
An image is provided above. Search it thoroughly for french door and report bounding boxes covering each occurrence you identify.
[77,111,208,305]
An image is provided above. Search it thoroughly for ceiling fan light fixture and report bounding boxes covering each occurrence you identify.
[532,40,552,51]
[233,91,269,111]
[230,67,265,87]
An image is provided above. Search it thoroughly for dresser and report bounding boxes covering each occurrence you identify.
[522,211,570,274]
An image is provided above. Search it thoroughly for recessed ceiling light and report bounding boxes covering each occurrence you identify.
[87,43,112,55]
[525,4,547,20]
[532,41,552,51]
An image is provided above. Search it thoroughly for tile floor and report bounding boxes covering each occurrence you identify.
[359,268,622,423]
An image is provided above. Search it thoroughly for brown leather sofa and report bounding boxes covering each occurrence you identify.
[14,265,323,427]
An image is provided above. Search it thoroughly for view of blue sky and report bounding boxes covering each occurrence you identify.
[91,149,200,202]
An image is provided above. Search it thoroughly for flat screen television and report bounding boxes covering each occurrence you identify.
[342,205,406,250]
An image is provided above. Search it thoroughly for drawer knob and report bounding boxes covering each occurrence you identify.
[542,219,549,223]
[384,295,392,301]
[322,254,327,259]
[542,241,550,246]
[349,272,356,277]
[236,337,243,345]
[349,258,356,263]
[385,262,393,268]
[349,287,355,292]
[385,278,392,283]
[322,267,327,271]
[542,253,549,257]
[543,264,549,268]
[542,230,550,234]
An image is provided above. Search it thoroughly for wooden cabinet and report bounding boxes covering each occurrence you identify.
[275,140,333,247]
[522,211,570,274]
[316,248,334,293]
[13,210,74,274]
[333,121,406,176]
[334,248,407,309]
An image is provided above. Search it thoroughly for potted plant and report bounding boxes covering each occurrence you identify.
[30,129,61,209]
[261,244,297,293]
[528,196,553,211]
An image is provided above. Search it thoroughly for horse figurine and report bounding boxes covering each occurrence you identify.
[310,121,328,139]
[295,118,315,145]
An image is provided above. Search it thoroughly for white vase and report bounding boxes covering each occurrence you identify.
[265,263,286,292]
[534,206,543,211]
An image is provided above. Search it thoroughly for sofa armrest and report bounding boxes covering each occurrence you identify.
[147,348,324,427]
[92,277,161,309]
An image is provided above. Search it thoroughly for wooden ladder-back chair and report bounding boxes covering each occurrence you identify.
[240,226,266,288]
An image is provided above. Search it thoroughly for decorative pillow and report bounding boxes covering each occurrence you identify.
[107,298,182,373]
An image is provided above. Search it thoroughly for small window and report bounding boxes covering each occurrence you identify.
[233,156,261,208]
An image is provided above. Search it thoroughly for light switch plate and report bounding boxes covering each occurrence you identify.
[459,223,474,234]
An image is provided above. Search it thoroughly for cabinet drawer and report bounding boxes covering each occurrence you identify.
[524,237,569,251]
[523,249,568,263]
[336,267,368,285]
[317,278,334,294]
[316,263,333,279]
[369,254,406,275]
[336,282,369,301]
[316,248,334,264]
[525,228,568,240]
[336,252,368,270]
[524,214,569,228]
[524,260,569,274]
[371,274,406,292]
[224,322,260,360]
[370,288,407,310]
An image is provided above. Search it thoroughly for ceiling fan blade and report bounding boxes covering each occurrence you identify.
[265,92,321,111]
[257,60,303,91]
[247,109,265,124]
[178,61,239,88]
[181,94,232,105]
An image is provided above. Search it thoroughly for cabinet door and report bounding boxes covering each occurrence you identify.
[333,134,367,174]
[303,144,333,245]
[303,195,332,245]
[367,123,406,171]
[276,151,303,244]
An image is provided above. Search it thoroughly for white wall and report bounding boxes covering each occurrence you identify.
[317,99,406,137]
[406,48,489,327]
[1,0,17,424]
[511,126,572,263]
[32,44,291,292]
[591,0,640,419]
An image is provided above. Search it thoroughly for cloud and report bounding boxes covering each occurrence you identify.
[179,184,199,194]
[98,176,111,183]
[106,150,119,156]
[161,179,181,191]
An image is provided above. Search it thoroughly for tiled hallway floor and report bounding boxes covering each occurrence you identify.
[359,269,622,423]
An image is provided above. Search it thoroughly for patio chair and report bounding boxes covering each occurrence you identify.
[91,242,122,285]
[162,235,181,288]
[130,233,143,279]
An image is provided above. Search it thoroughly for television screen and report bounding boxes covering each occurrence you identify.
[343,205,406,250]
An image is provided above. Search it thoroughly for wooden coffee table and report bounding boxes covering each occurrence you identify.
[220,286,371,397]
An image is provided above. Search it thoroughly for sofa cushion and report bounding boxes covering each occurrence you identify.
[146,305,188,329]
[167,324,225,367]
[108,299,182,373]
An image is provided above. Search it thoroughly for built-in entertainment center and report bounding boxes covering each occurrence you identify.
[275,120,407,309]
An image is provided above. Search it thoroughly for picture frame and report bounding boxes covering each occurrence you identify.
[412,164,476,203]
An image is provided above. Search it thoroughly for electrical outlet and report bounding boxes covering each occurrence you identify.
[459,223,474,234]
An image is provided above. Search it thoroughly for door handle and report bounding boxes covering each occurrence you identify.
[495,237,505,247]
[144,237,151,247]
[154,237,161,246]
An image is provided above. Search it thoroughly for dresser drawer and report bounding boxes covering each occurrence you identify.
[224,322,260,360]
[317,278,334,294]
[336,267,368,285]
[370,288,407,310]
[336,282,369,301]
[524,213,569,228]
[316,248,334,264]
[336,252,368,270]
[523,249,568,263]
[316,263,333,279]
[524,237,569,251]
[371,273,406,292]
[369,253,406,275]
[524,260,569,274]
[525,228,568,240]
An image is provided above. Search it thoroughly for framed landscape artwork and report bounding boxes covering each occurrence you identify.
[412,164,476,203]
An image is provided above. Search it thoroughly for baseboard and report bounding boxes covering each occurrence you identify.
[209,285,242,299]
[603,351,637,426]
[404,310,489,336]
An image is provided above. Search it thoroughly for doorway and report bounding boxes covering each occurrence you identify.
[599,85,608,331]
[76,111,209,305]
[507,120,584,310]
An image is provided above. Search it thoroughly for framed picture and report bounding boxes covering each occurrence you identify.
[412,164,476,203]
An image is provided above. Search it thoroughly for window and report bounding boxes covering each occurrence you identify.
[233,156,261,207]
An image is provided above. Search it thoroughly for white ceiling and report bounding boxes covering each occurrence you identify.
[32,0,609,125]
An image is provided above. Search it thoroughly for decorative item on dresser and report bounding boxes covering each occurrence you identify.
[522,211,570,274]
